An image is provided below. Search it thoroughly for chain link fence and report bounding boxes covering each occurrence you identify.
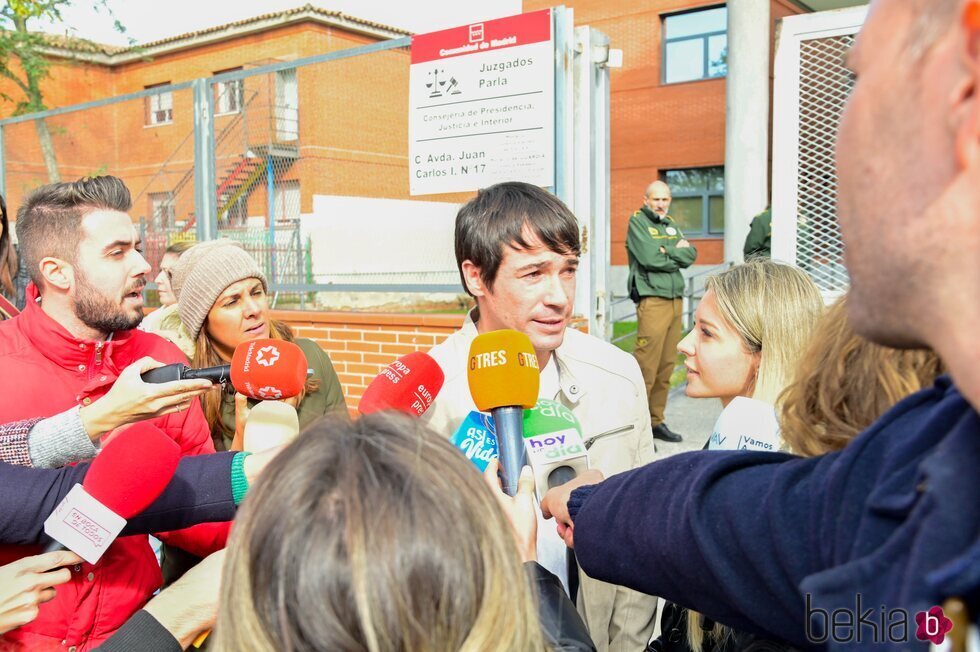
[795,33,854,294]
[1,35,480,312]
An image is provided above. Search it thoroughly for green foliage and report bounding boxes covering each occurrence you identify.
[0,0,127,114]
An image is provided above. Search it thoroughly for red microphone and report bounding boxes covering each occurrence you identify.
[42,422,181,563]
[141,339,309,400]
[230,338,308,400]
[358,352,445,417]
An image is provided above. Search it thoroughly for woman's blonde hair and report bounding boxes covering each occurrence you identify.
[704,259,824,406]
[192,318,318,440]
[779,294,943,456]
[688,260,823,652]
[215,413,549,652]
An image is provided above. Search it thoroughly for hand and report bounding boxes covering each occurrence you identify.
[242,444,286,484]
[540,469,605,550]
[230,393,249,451]
[676,239,691,248]
[143,549,226,648]
[483,461,537,562]
[79,358,214,439]
[658,246,667,254]
[0,550,83,634]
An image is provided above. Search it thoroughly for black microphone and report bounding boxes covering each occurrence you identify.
[140,364,231,384]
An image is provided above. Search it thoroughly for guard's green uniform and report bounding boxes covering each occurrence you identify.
[626,207,697,426]
[743,208,772,259]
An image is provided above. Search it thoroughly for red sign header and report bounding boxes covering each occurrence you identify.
[410,9,552,65]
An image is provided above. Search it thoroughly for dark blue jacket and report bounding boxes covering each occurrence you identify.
[569,377,980,650]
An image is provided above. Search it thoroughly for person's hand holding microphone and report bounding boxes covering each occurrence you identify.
[0,550,84,634]
[79,357,214,440]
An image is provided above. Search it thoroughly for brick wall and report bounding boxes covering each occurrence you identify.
[272,310,464,411]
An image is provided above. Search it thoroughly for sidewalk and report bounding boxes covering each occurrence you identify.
[653,384,722,458]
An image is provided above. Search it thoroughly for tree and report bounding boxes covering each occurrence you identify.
[0,0,127,182]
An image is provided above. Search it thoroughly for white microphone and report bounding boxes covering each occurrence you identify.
[707,396,782,452]
[243,401,300,453]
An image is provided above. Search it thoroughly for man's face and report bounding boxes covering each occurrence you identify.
[643,186,672,216]
[472,230,578,357]
[71,209,150,334]
[836,0,957,347]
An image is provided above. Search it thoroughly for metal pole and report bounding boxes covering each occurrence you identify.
[723,0,771,264]
[193,78,217,241]
[267,156,276,284]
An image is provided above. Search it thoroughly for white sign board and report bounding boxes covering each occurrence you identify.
[409,9,555,195]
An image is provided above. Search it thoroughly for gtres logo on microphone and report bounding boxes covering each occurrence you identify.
[805,594,953,645]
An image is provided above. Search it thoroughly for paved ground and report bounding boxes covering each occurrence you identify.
[652,384,722,459]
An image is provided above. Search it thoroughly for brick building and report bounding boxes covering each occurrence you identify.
[522,0,806,267]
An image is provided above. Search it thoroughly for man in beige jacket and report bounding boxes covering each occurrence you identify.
[422,181,658,651]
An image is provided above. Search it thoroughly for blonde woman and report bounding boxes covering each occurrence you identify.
[657,260,823,652]
[216,413,594,651]
[679,259,824,453]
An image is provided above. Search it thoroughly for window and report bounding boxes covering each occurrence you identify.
[145,83,173,125]
[662,167,724,236]
[273,181,300,222]
[149,192,175,230]
[662,6,727,84]
[214,68,244,115]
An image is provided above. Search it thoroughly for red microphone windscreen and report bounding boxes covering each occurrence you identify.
[83,422,181,519]
[358,352,445,417]
[230,338,309,400]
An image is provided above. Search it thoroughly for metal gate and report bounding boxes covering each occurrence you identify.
[771,6,867,298]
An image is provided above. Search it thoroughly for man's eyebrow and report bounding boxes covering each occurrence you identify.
[515,261,547,273]
[101,239,139,252]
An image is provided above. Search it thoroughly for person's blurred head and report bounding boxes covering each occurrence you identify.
[677,260,824,407]
[455,182,581,365]
[0,194,17,297]
[836,0,974,357]
[15,176,148,338]
[155,240,195,306]
[217,412,548,652]
[642,180,672,217]
[779,293,944,456]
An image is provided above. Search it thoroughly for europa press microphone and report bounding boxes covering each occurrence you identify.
[42,422,181,564]
[358,352,445,417]
[141,338,310,400]
[467,329,539,496]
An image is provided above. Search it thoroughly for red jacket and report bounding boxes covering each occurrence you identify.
[0,284,228,651]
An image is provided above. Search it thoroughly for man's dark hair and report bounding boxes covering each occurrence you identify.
[454,182,581,296]
[16,176,132,287]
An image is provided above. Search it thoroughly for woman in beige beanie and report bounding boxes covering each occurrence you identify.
[170,239,346,452]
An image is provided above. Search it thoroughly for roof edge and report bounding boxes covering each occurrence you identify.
[37,6,409,66]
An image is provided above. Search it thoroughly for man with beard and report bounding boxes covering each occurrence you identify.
[0,176,229,650]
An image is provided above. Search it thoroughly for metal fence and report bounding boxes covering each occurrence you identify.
[772,7,866,298]
[609,261,733,347]
[0,34,483,311]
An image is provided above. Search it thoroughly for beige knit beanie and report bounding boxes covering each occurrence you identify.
[172,239,268,340]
